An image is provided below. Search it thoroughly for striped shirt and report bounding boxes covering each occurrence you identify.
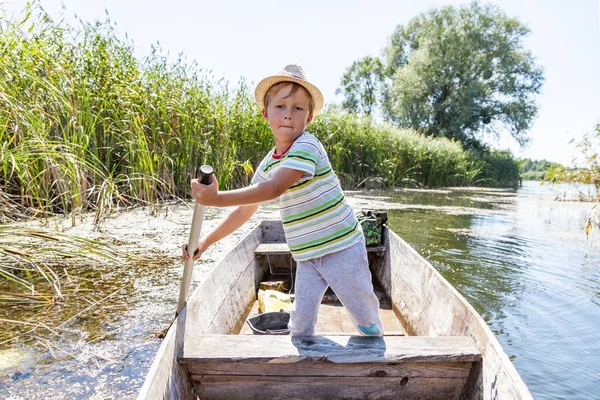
[251,132,362,261]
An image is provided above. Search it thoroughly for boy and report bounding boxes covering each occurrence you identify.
[183,64,383,336]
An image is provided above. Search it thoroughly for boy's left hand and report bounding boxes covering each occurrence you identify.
[191,174,219,205]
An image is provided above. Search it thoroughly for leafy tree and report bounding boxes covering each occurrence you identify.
[381,1,544,148]
[519,158,562,173]
[518,158,569,181]
[336,56,384,117]
[521,158,533,172]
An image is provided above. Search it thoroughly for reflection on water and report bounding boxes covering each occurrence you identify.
[379,181,600,399]
[1,182,599,399]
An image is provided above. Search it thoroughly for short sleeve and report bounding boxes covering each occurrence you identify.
[251,154,270,185]
[279,139,319,178]
[250,170,265,185]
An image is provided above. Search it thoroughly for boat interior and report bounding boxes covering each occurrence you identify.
[175,221,483,399]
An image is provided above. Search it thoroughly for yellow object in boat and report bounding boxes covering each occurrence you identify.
[258,289,292,313]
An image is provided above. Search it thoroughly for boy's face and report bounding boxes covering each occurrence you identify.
[262,83,314,145]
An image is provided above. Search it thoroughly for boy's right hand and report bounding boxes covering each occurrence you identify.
[191,174,219,206]
[181,240,207,261]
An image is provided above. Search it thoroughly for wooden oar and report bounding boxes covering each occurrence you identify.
[176,164,213,317]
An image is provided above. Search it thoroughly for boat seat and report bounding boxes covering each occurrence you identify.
[255,243,385,276]
[179,334,480,400]
[254,242,386,256]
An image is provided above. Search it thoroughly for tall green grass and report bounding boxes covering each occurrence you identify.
[0,4,271,221]
[0,4,519,223]
[310,111,518,188]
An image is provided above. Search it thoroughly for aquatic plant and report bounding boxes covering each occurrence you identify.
[310,110,516,188]
[0,3,519,224]
[0,225,134,304]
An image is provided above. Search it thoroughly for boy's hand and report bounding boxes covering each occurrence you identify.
[182,239,208,261]
[191,174,219,206]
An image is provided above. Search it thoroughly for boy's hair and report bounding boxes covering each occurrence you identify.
[264,82,314,115]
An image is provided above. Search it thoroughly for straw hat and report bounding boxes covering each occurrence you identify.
[255,64,324,116]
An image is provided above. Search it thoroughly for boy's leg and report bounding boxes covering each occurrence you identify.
[317,238,384,336]
[288,259,328,336]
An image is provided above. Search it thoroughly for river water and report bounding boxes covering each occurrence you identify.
[1,181,599,399]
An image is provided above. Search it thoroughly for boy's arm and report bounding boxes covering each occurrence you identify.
[201,203,259,247]
[185,203,259,260]
[192,168,304,207]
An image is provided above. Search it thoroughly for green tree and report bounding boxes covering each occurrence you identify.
[521,158,532,172]
[381,1,544,148]
[336,56,384,117]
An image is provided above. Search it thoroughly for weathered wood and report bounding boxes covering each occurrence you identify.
[141,220,532,400]
[238,299,406,335]
[255,242,386,256]
[181,335,477,400]
[191,375,468,400]
[136,305,196,400]
[186,360,471,377]
[255,242,385,276]
[259,280,290,291]
[370,229,533,399]
[138,225,266,400]
[254,242,292,256]
[180,335,480,364]
[316,330,406,336]
[366,244,386,254]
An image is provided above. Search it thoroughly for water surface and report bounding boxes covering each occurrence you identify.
[352,181,600,399]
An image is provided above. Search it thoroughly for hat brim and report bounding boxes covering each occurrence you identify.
[255,76,324,117]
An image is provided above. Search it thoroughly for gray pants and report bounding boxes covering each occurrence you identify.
[289,237,384,336]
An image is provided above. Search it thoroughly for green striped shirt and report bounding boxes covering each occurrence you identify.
[251,132,362,261]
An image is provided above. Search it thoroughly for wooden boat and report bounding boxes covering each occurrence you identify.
[138,220,532,399]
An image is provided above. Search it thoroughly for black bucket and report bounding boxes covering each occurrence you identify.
[246,311,290,335]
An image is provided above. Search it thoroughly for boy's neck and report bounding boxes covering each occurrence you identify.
[274,132,304,155]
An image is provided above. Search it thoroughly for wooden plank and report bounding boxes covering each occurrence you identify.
[186,360,472,378]
[184,233,263,335]
[190,375,467,400]
[255,242,386,256]
[180,335,480,364]
[372,229,533,399]
[366,245,386,254]
[138,224,265,400]
[254,242,291,255]
[255,241,386,275]
[313,301,405,334]
[136,305,196,400]
[317,330,405,336]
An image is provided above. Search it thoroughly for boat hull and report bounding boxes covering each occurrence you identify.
[138,220,532,399]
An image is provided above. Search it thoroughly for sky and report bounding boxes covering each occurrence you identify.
[2,0,600,166]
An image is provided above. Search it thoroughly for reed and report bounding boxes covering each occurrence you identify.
[0,225,135,303]
[310,111,517,188]
[0,3,519,224]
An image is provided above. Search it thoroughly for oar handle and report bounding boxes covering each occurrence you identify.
[176,165,213,316]
[198,165,213,185]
